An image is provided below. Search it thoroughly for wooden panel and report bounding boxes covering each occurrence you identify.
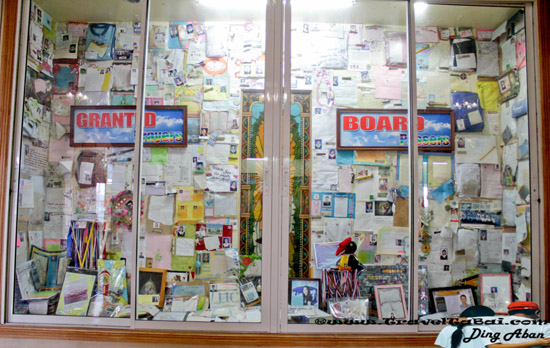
[538,0,550,319]
[0,326,437,346]
[0,0,19,321]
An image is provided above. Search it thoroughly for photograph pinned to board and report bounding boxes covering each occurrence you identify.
[459,200,502,227]
[374,201,393,216]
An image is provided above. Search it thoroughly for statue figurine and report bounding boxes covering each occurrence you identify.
[335,237,364,272]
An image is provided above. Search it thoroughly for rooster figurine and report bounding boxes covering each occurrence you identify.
[335,237,364,272]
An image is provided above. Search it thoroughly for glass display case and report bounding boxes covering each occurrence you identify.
[4,0,540,334]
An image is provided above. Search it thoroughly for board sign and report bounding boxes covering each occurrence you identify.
[337,109,454,151]
[70,105,187,147]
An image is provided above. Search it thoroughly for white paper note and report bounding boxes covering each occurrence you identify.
[176,238,195,257]
[148,195,175,226]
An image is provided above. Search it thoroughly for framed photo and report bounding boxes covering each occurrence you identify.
[480,273,512,314]
[138,267,167,308]
[337,109,454,151]
[289,278,321,308]
[70,105,187,147]
[374,284,407,320]
[498,69,520,103]
[429,286,477,315]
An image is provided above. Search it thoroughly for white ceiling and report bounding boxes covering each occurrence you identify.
[35,0,521,30]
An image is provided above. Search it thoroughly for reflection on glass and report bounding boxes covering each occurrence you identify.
[14,1,141,317]
[288,1,410,324]
[136,0,266,322]
[415,6,530,318]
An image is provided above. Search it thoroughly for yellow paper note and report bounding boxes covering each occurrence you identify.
[203,85,228,101]
[101,71,112,92]
[428,155,452,187]
[476,80,501,111]
[175,186,204,222]
[355,150,387,164]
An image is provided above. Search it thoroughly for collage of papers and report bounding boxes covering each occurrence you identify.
[15,1,531,323]
[297,15,532,319]
[16,3,264,322]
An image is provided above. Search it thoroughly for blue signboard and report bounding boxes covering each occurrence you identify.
[337,109,454,151]
[70,105,187,147]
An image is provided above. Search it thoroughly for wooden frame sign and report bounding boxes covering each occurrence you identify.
[337,108,454,151]
[70,105,187,147]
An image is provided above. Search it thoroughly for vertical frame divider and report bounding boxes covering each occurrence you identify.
[407,0,420,321]
[264,0,280,333]
[131,0,152,328]
[278,0,292,334]
[524,2,543,310]
[5,0,27,325]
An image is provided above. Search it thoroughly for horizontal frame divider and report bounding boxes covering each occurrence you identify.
[0,326,438,346]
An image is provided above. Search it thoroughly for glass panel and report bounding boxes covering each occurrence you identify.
[13,1,142,317]
[414,5,531,319]
[136,0,266,322]
[287,0,411,324]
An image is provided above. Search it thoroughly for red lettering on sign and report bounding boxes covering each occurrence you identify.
[89,113,100,128]
[343,116,358,131]
[76,113,87,128]
[360,115,376,131]
[418,116,425,131]
[376,116,392,131]
[100,112,112,128]
[393,116,407,131]
[112,112,123,127]
[125,112,134,127]
[145,112,156,127]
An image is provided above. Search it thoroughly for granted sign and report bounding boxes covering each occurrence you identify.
[70,105,187,147]
[337,108,454,151]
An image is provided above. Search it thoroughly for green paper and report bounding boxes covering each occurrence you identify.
[151,147,167,164]
[46,244,61,251]
[172,255,196,272]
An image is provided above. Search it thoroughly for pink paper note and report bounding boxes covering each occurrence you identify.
[145,234,173,270]
[375,66,402,100]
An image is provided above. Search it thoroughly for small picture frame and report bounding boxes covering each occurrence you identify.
[498,69,520,103]
[138,267,167,308]
[289,278,321,308]
[429,286,477,315]
[480,273,512,314]
[374,284,407,320]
